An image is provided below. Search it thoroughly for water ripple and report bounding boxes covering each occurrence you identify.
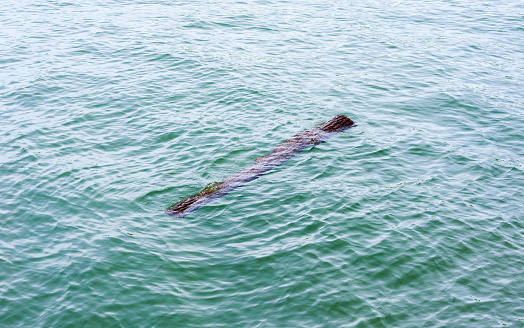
[1,0,524,327]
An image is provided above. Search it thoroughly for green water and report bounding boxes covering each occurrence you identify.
[1,0,523,327]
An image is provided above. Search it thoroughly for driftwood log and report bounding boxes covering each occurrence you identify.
[165,115,356,217]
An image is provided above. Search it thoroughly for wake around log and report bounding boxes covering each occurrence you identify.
[165,115,356,218]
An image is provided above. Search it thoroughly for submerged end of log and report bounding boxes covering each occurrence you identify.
[165,182,223,217]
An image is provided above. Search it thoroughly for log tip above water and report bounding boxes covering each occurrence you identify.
[318,115,355,133]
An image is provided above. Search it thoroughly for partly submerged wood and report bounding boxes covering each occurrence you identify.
[165,115,356,217]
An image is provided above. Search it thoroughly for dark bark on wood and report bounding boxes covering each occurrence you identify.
[165,115,355,217]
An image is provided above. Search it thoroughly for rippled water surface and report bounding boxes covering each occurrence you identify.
[1,0,523,327]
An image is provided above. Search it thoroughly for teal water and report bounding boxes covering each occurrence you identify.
[1,0,523,327]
